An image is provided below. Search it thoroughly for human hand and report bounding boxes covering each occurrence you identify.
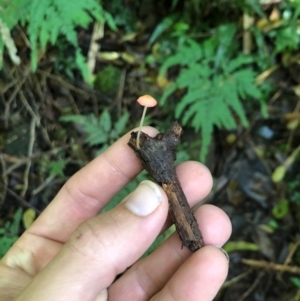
[0,127,231,301]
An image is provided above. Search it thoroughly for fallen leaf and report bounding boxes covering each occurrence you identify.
[224,241,260,253]
[22,209,36,229]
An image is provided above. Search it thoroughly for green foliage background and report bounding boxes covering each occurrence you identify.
[159,25,264,161]
[1,0,299,161]
[0,0,116,82]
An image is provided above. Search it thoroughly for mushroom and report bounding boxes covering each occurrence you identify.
[136,95,157,149]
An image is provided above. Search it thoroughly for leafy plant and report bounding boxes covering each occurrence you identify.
[60,109,129,154]
[0,208,22,258]
[253,0,300,65]
[105,0,138,32]
[271,0,300,54]
[290,277,300,289]
[159,24,264,161]
[0,0,116,82]
[47,159,67,178]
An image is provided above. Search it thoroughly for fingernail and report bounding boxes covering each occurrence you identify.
[214,245,230,263]
[125,180,162,216]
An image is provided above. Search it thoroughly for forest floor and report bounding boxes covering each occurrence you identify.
[1,2,300,300]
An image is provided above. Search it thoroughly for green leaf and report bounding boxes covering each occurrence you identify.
[226,55,255,73]
[47,160,66,177]
[159,39,203,77]
[224,241,260,253]
[114,112,129,134]
[272,165,286,183]
[99,109,112,133]
[149,16,174,46]
[238,0,265,17]
[290,277,300,289]
[272,199,289,219]
[275,26,300,53]
[75,50,92,84]
[60,110,128,150]
[104,11,117,31]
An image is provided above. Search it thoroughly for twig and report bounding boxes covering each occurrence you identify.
[284,238,300,266]
[237,272,264,301]
[4,145,70,175]
[3,74,28,128]
[32,174,56,196]
[243,13,254,55]
[21,118,36,197]
[20,91,40,125]
[221,270,252,289]
[87,21,104,74]
[36,69,89,97]
[128,122,204,252]
[6,188,41,214]
[289,290,300,301]
[16,24,31,48]
[242,259,300,275]
[67,91,80,114]
[116,69,126,118]
[286,99,300,154]
[0,153,8,208]
[278,237,300,280]
[1,78,19,94]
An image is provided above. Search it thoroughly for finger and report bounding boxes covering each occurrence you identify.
[151,245,229,301]
[174,161,213,206]
[27,126,158,242]
[14,181,169,301]
[109,205,231,301]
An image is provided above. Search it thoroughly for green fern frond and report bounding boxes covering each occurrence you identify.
[226,55,255,73]
[99,110,112,134]
[60,110,129,149]
[160,83,176,105]
[0,0,115,82]
[114,112,130,134]
[160,32,263,162]
[218,96,238,129]
[47,160,66,177]
[175,88,205,119]
[221,78,248,127]
[159,53,185,76]
[234,69,262,100]
[159,39,203,77]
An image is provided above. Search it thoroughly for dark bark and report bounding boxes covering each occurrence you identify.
[128,122,204,252]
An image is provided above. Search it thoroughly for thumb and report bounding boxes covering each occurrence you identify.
[15,181,169,301]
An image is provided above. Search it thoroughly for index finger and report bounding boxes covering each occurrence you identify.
[29,127,159,243]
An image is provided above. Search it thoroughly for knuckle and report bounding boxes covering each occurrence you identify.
[67,215,118,262]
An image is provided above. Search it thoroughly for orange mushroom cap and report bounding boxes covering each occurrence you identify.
[137,95,157,107]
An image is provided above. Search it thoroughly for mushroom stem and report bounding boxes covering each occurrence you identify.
[136,106,147,149]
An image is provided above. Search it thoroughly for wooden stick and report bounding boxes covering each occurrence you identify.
[128,122,204,252]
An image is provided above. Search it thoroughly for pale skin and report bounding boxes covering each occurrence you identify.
[0,127,232,301]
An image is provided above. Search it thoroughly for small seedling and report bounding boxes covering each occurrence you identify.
[136,95,157,149]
